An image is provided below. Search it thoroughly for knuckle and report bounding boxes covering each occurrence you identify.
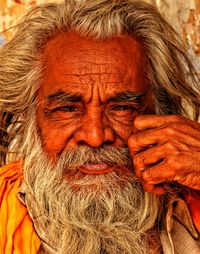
[143,170,152,181]
[168,155,175,165]
[165,141,178,151]
[128,135,138,148]
[128,134,142,153]
[165,141,174,150]
[168,155,181,169]
[164,126,176,136]
[128,137,136,154]
[174,160,183,171]
[133,133,140,145]
[133,154,144,168]
[128,135,134,147]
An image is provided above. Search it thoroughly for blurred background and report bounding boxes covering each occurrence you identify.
[0,0,200,74]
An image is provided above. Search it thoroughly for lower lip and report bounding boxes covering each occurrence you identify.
[79,163,114,175]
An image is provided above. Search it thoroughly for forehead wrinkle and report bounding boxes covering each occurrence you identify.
[41,32,148,105]
[93,82,113,104]
[56,60,126,76]
[58,73,125,89]
[45,58,126,82]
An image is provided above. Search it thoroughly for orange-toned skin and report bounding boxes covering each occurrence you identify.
[36,32,200,195]
[130,114,200,194]
[37,32,152,155]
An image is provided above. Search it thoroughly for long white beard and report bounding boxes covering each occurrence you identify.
[22,119,161,254]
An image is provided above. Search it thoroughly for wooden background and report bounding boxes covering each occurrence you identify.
[0,0,200,72]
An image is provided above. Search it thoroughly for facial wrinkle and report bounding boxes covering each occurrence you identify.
[65,58,125,76]
[81,77,107,105]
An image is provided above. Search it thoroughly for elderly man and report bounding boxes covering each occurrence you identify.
[0,0,200,253]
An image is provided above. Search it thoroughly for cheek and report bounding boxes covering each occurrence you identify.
[109,117,135,144]
[36,111,80,158]
[40,124,80,158]
[39,127,69,155]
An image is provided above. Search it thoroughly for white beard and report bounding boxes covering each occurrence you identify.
[22,119,161,254]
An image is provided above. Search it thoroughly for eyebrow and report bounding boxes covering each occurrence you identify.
[47,90,82,104]
[47,90,146,105]
[107,91,146,103]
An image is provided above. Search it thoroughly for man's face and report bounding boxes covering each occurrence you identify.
[26,33,159,253]
[36,32,152,169]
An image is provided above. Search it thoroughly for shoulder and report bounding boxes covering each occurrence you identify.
[0,161,22,179]
[0,161,23,205]
[0,161,41,253]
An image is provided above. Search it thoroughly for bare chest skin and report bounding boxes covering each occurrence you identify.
[36,32,153,160]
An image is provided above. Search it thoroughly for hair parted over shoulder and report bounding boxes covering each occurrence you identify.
[0,0,199,165]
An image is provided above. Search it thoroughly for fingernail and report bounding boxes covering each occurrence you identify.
[138,167,145,171]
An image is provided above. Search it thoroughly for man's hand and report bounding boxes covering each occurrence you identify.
[128,115,200,195]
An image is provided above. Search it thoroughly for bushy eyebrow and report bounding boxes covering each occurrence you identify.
[47,90,145,105]
[47,90,82,104]
[107,91,145,103]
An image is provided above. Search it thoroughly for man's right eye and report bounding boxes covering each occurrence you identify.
[56,106,78,112]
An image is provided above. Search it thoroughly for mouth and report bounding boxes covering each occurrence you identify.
[79,162,114,175]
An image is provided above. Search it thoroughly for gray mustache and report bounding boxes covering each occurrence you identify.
[58,146,132,168]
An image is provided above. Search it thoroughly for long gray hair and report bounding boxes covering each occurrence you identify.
[0,0,199,165]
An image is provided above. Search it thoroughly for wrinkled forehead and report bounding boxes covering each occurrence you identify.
[42,31,147,66]
[40,32,149,98]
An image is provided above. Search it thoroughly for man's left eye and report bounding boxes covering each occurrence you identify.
[107,105,138,118]
[111,105,135,111]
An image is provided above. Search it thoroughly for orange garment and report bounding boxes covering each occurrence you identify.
[0,161,41,254]
[183,190,200,232]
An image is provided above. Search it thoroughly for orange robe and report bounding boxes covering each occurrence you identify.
[0,162,41,254]
[0,162,200,253]
[183,189,200,233]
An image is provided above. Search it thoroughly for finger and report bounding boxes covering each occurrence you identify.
[128,128,164,154]
[128,126,200,155]
[166,122,200,141]
[134,115,200,143]
[134,166,143,180]
[142,162,178,184]
[135,165,166,195]
[135,166,165,195]
[133,142,176,171]
[134,166,153,189]
[134,114,183,130]
[143,151,200,188]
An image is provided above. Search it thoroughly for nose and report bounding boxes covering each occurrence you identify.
[74,110,115,148]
